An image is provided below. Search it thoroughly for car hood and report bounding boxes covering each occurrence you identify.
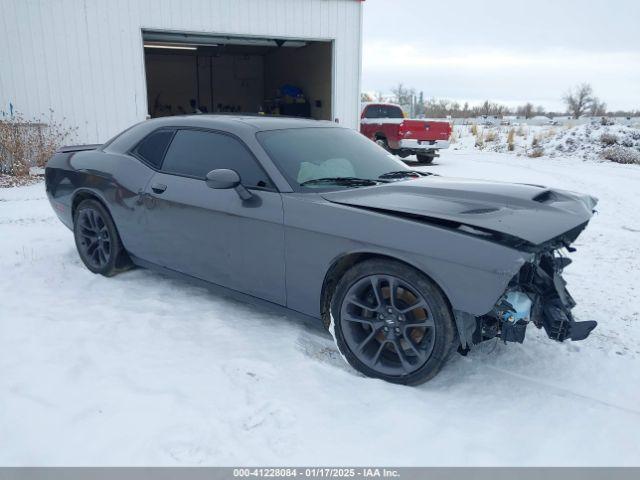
[321,176,597,246]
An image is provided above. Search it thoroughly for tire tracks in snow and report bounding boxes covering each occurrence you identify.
[485,364,640,417]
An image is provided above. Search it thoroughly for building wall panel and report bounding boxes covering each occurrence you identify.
[0,0,362,143]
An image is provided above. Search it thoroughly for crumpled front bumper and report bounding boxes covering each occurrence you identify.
[527,253,597,342]
[474,249,597,347]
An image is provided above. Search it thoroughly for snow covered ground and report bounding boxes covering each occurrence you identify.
[452,123,640,164]
[1,149,640,466]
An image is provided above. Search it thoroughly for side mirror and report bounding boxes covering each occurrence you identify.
[205,169,252,200]
[206,168,240,189]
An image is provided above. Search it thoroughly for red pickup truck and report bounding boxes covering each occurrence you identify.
[360,103,452,164]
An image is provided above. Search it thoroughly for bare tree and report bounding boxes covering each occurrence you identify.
[361,92,373,102]
[415,91,425,116]
[474,100,506,117]
[563,83,594,119]
[391,83,416,108]
[419,97,543,119]
[423,98,460,118]
[461,102,470,118]
[449,101,460,116]
[480,100,492,116]
[516,103,534,119]
[609,108,640,117]
[589,97,607,116]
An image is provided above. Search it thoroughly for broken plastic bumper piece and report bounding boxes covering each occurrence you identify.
[542,301,597,341]
[477,250,597,346]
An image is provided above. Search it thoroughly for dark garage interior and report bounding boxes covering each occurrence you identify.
[143,31,333,121]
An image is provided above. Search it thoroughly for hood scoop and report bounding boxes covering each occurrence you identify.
[460,207,501,215]
[533,190,559,203]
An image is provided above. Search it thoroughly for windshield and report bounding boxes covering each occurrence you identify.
[256,127,410,190]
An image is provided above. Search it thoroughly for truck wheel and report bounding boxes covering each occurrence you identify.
[330,259,456,385]
[416,153,435,164]
[375,137,389,152]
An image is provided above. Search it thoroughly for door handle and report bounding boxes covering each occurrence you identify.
[151,183,167,194]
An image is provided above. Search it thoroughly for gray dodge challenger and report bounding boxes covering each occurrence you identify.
[45,115,597,385]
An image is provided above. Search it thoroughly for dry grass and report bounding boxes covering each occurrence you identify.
[484,130,498,142]
[600,132,619,146]
[601,145,640,164]
[0,173,43,188]
[531,135,540,148]
[507,128,515,151]
[0,111,77,177]
[470,124,484,148]
[528,148,545,158]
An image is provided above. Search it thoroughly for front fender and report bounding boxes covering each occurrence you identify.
[282,194,532,321]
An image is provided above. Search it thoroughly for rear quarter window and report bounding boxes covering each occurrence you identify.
[131,129,175,168]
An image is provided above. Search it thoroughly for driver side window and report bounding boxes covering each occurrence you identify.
[161,129,272,189]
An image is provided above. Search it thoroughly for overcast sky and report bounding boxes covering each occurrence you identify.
[361,0,640,111]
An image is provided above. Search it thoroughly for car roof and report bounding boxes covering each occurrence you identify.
[140,114,337,133]
[103,114,342,155]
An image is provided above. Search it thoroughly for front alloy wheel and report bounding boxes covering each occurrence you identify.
[331,259,455,385]
[340,274,436,376]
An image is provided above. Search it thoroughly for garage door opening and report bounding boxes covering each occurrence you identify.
[142,30,333,121]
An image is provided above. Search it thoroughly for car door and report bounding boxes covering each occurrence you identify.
[142,128,286,305]
[117,127,176,259]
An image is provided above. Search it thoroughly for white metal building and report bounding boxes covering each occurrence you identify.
[0,0,364,144]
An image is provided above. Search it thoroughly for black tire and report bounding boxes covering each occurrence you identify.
[375,137,389,151]
[330,259,455,385]
[73,199,128,276]
[416,153,435,164]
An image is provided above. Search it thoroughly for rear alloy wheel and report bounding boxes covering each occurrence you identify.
[331,259,455,385]
[73,199,127,276]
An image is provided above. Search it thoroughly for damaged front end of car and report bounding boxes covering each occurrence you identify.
[321,177,599,353]
[465,222,597,351]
